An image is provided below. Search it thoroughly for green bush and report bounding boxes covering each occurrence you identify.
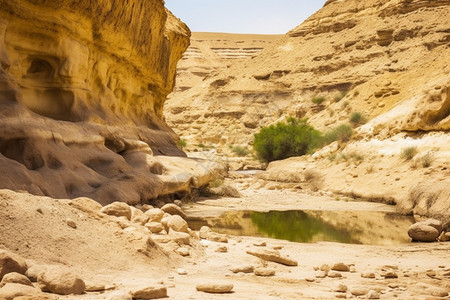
[311,96,325,105]
[177,138,187,150]
[323,124,353,144]
[334,91,346,103]
[349,112,366,126]
[253,117,322,162]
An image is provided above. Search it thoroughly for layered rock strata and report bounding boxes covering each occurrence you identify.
[0,0,220,205]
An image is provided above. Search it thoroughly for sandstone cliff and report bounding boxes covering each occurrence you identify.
[0,0,221,205]
[166,0,450,219]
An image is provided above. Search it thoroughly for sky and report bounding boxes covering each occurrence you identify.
[164,0,328,34]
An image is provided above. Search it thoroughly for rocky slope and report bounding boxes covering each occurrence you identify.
[165,0,450,219]
[170,32,282,93]
[0,0,221,205]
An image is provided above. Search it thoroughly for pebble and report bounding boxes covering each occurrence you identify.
[66,219,77,229]
[230,265,254,274]
[132,284,167,299]
[328,271,342,278]
[215,246,228,253]
[349,266,356,273]
[334,283,348,293]
[175,247,190,256]
[315,271,327,278]
[177,268,187,275]
[335,293,347,298]
[430,287,449,297]
[253,241,266,247]
[382,271,398,279]
[305,277,315,282]
[361,272,376,279]
[367,290,380,299]
[196,283,234,294]
[332,263,350,272]
[350,286,369,296]
[254,268,276,277]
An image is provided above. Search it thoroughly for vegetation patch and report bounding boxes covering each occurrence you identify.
[400,146,418,161]
[349,112,367,126]
[253,117,322,162]
[323,124,353,144]
[229,145,250,157]
[311,96,326,105]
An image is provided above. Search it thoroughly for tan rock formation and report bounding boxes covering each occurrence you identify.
[166,0,450,217]
[0,0,222,205]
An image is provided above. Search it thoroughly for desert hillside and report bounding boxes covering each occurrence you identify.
[166,0,450,219]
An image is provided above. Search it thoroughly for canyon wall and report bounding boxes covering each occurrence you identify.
[166,0,450,218]
[0,0,221,205]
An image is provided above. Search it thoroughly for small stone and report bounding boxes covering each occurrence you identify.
[145,222,164,233]
[430,287,449,297]
[349,266,357,273]
[0,283,56,300]
[196,282,233,293]
[305,277,315,282]
[254,268,276,277]
[174,200,182,207]
[439,232,450,242]
[132,284,167,299]
[66,219,77,229]
[177,268,187,275]
[426,270,436,278]
[272,245,283,250]
[328,271,342,278]
[108,290,132,300]
[161,204,187,219]
[335,293,347,298]
[175,247,190,257]
[253,241,266,247]
[332,263,350,272]
[367,290,380,299]
[145,208,165,223]
[350,286,369,296]
[382,271,398,279]
[0,272,33,287]
[246,248,297,266]
[320,264,330,273]
[100,202,132,220]
[423,219,443,234]
[207,232,228,243]
[215,246,228,253]
[166,215,188,233]
[361,272,376,279]
[335,284,348,293]
[315,271,327,278]
[131,208,149,225]
[199,226,211,239]
[230,265,254,274]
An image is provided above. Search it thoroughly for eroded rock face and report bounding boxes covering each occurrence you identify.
[0,1,222,204]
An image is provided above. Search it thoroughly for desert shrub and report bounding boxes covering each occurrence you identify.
[253,117,322,162]
[303,169,323,191]
[400,146,418,161]
[311,96,325,105]
[177,138,187,150]
[230,145,250,157]
[334,91,346,103]
[420,152,434,168]
[349,112,367,126]
[323,124,353,144]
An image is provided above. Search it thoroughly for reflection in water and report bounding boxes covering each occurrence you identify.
[188,210,414,245]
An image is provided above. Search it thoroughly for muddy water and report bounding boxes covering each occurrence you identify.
[188,210,414,245]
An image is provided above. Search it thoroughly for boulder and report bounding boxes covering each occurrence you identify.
[100,202,132,220]
[166,215,188,233]
[69,197,102,214]
[0,250,27,281]
[38,268,85,295]
[408,223,440,242]
[0,283,57,300]
[423,219,443,234]
[196,282,234,293]
[439,231,450,242]
[334,283,348,293]
[0,272,33,287]
[145,222,165,234]
[131,208,149,225]
[131,284,167,299]
[199,226,211,239]
[161,204,187,219]
[146,209,165,223]
[246,248,298,266]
